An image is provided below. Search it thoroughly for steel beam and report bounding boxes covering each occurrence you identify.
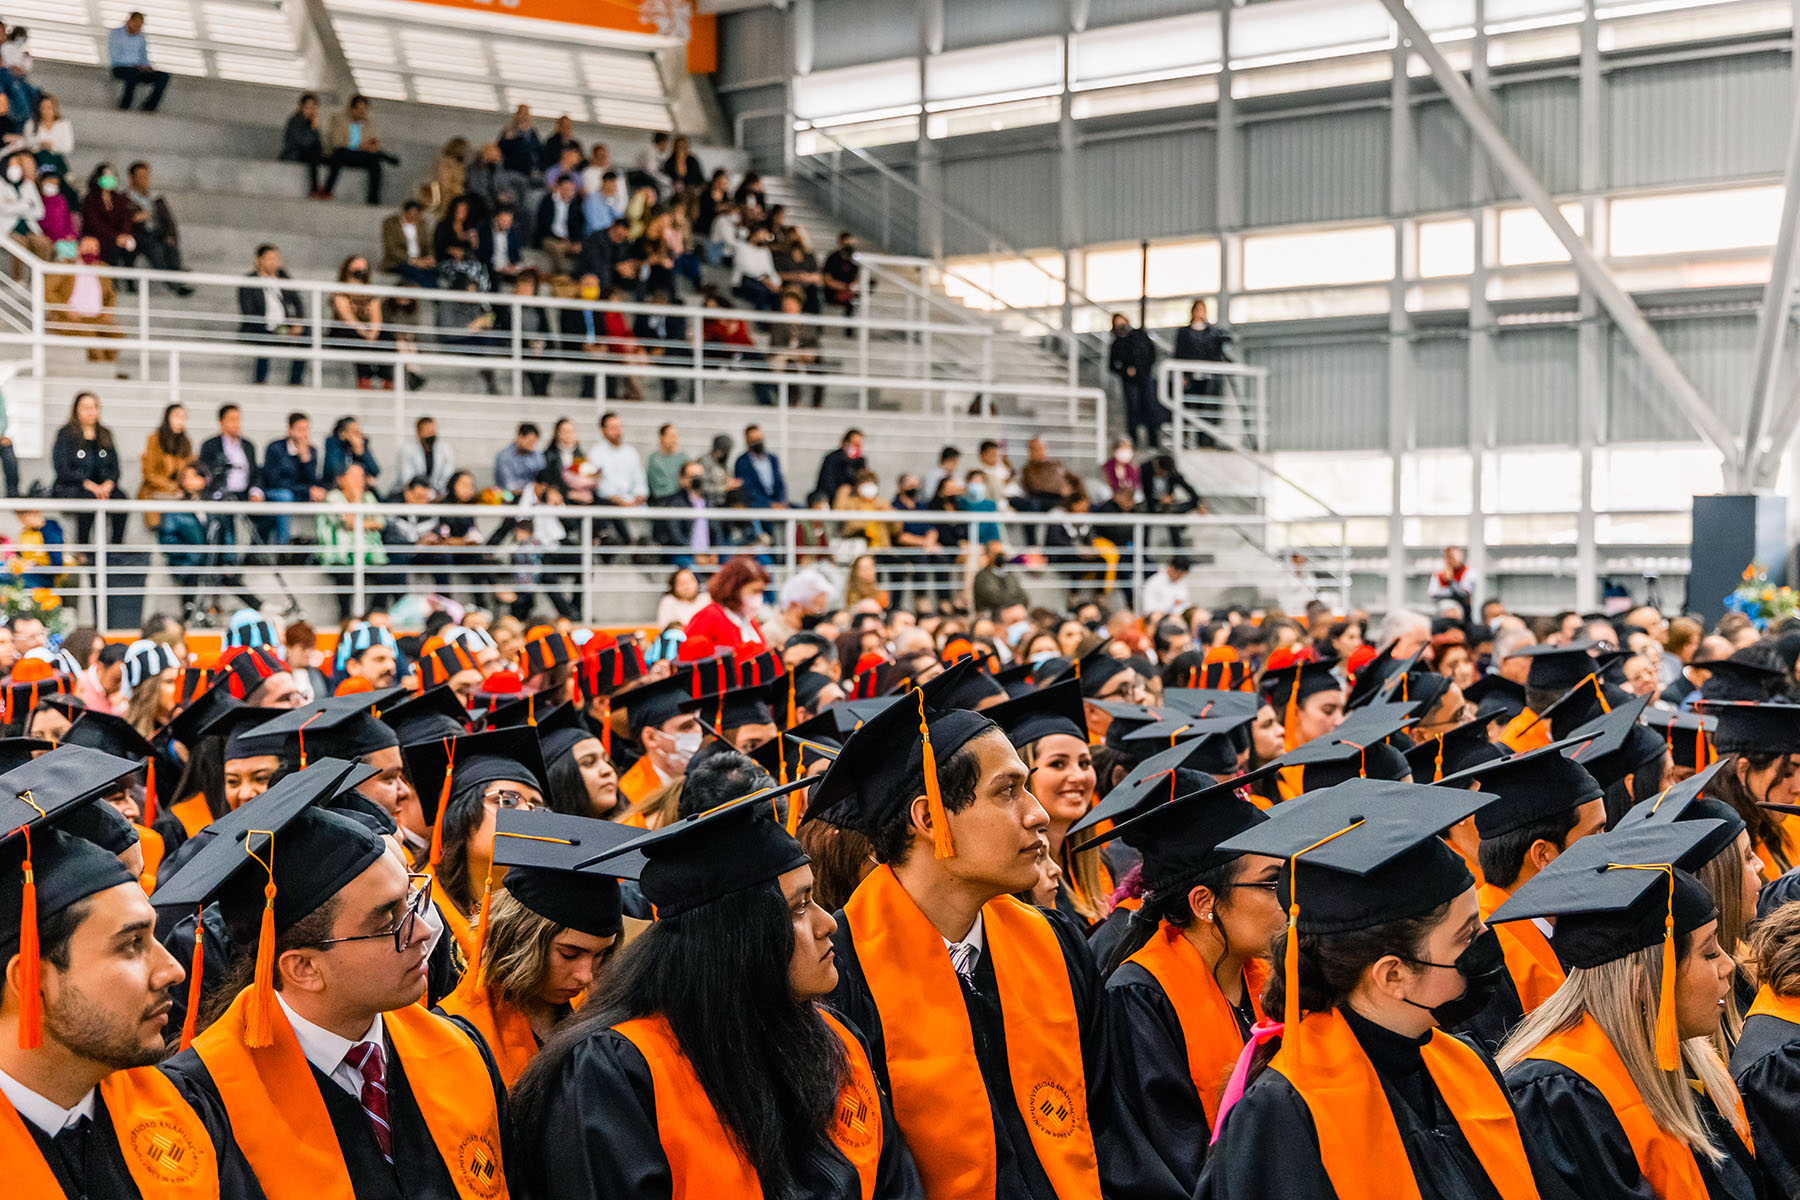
[1378,0,1738,461]
[1744,90,1800,487]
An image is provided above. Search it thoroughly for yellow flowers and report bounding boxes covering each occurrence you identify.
[30,588,60,611]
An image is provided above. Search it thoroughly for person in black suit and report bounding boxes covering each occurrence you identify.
[476,204,524,287]
[1172,298,1233,449]
[533,175,587,279]
[197,402,266,602]
[236,243,307,385]
[651,458,723,567]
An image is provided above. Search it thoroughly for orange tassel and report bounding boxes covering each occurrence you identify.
[918,689,954,859]
[143,756,159,827]
[1282,902,1299,1046]
[16,826,40,1049]
[786,674,797,729]
[428,736,455,869]
[778,732,789,786]
[179,908,205,1050]
[243,838,278,1049]
[528,694,536,727]
[470,867,495,979]
[599,697,612,757]
[786,782,804,835]
[1283,675,1301,752]
[1655,881,1679,1072]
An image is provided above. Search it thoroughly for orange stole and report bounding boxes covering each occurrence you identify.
[613,1009,882,1200]
[1754,813,1800,877]
[1500,710,1549,754]
[136,822,167,895]
[0,1068,222,1198]
[844,865,1102,1200]
[431,874,477,966]
[1477,884,1565,1015]
[1277,765,1304,803]
[1521,1014,1708,1198]
[1272,1007,1541,1200]
[618,757,662,805]
[1124,923,1266,1126]
[439,977,538,1091]
[193,989,509,1200]
[170,794,214,837]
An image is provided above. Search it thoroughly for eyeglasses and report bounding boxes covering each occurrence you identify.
[483,789,539,812]
[300,873,431,953]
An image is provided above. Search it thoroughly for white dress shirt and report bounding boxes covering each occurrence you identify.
[942,910,986,959]
[1141,568,1193,615]
[277,993,386,1098]
[0,1064,95,1135]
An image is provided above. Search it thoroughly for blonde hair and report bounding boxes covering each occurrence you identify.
[125,669,165,739]
[1497,942,1745,1159]
[476,889,559,1009]
[1022,740,1109,924]
[623,774,683,831]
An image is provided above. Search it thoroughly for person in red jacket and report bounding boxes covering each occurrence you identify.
[683,554,771,657]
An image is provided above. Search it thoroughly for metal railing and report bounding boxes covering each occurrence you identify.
[6,496,1342,629]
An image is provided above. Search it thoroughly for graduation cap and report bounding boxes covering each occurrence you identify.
[1558,695,1666,789]
[520,631,578,681]
[1611,760,1741,865]
[843,657,911,701]
[473,810,640,972]
[1462,673,1527,723]
[121,639,182,695]
[1448,742,1604,840]
[679,685,776,734]
[1294,740,1413,793]
[1489,823,1721,1070]
[176,667,211,710]
[805,689,1000,858]
[1123,716,1253,777]
[1380,670,1453,717]
[1163,647,1254,693]
[62,710,155,763]
[1403,702,1508,783]
[994,662,1036,699]
[379,684,473,747]
[1052,643,1138,700]
[758,668,838,731]
[0,673,73,733]
[419,639,485,688]
[1074,774,1270,894]
[1513,643,1603,692]
[985,680,1087,749]
[212,646,288,703]
[1642,707,1718,772]
[1217,778,1487,1040]
[1695,657,1789,704]
[223,609,278,650]
[918,657,1006,711]
[60,798,139,858]
[749,709,846,785]
[1260,659,1344,750]
[1163,689,1263,722]
[1702,699,1800,757]
[624,675,700,739]
[165,681,248,752]
[734,647,784,690]
[1067,733,1265,839]
[0,738,50,776]
[491,701,594,765]
[219,707,287,763]
[579,777,817,915]
[1343,646,1420,711]
[248,687,409,767]
[333,622,398,674]
[149,764,387,1049]
[576,640,650,703]
[402,725,550,866]
[680,652,738,702]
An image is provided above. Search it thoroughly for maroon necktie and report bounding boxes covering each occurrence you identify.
[344,1041,393,1164]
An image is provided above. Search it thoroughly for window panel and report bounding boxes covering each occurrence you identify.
[1146,239,1222,297]
[1593,446,1722,511]
[1494,203,1586,266]
[1229,0,1392,66]
[1071,75,1218,119]
[1242,224,1395,290]
[1070,12,1221,89]
[28,29,102,64]
[1401,452,1475,515]
[926,97,1061,138]
[793,59,922,120]
[1083,246,1149,304]
[1482,449,1583,513]
[1608,186,1782,258]
[1417,217,1476,277]
[925,37,1063,105]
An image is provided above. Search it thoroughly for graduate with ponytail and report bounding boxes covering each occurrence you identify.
[1731,896,1800,1198]
[1199,778,1553,1200]
[1496,824,1759,1200]
[509,778,923,1199]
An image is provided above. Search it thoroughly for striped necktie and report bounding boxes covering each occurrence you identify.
[344,1040,393,1164]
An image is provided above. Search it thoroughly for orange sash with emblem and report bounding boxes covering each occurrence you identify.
[1273,1007,1540,1200]
[1125,923,1266,1127]
[1478,884,1565,1015]
[1522,1014,1708,1198]
[136,822,166,895]
[1,1067,221,1199]
[614,1009,881,1200]
[617,758,662,806]
[170,794,214,838]
[193,988,508,1200]
[844,865,1102,1200]
[439,977,537,1090]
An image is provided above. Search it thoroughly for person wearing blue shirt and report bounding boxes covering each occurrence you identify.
[733,423,787,509]
[322,415,381,491]
[958,467,1004,546]
[106,13,170,111]
[261,411,325,545]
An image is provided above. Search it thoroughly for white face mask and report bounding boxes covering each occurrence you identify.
[1006,619,1033,646]
[1114,448,1134,464]
[670,729,702,765]
[4,165,20,184]
[967,480,988,502]
[40,182,57,197]
[858,482,879,499]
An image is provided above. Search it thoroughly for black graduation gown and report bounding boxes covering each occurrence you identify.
[1105,959,1256,1191]
[514,1012,924,1199]
[1086,906,1137,971]
[825,903,1183,1200]
[1732,1007,1800,1199]
[158,904,236,1046]
[1506,1058,1760,1200]
[20,1085,267,1200]
[1198,1007,1568,1200]
[161,1022,509,1200]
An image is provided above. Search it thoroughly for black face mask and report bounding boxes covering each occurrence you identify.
[1400,926,1507,1029]
[747,440,765,453]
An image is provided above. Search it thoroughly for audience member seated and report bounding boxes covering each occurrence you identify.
[812,428,865,506]
[434,243,496,351]
[323,416,381,490]
[656,566,705,627]
[156,461,210,605]
[331,254,394,389]
[541,114,581,171]
[543,418,594,504]
[700,293,775,406]
[122,162,192,292]
[631,131,669,195]
[465,142,527,229]
[775,228,823,313]
[381,199,437,288]
[654,459,720,569]
[317,462,387,618]
[585,167,626,232]
[643,423,686,503]
[107,12,170,112]
[497,105,543,176]
[490,270,552,397]
[397,415,456,497]
[23,94,71,180]
[663,135,705,192]
[822,231,862,320]
[237,243,307,386]
[137,403,193,537]
[261,411,325,546]
[544,144,584,194]
[425,137,470,219]
[632,287,689,403]
[79,161,141,268]
[44,237,121,367]
[589,411,647,541]
[734,423,787,511]
[279,91,327,198]
[535,175,586,279]
[433,195,478,260]
[323,94,394,204]
[1,150,49,266]
[494,422,545,495]
[731,226,782,311]
[37,165,75,244]
[478,204,524,286]
[0,27,34,126]
[766,289,823,406]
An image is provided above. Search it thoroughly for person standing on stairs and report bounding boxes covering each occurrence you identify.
[1109,313,1163,450]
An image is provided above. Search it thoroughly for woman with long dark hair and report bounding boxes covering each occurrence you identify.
[489,699,619,820]
[1706,701,1800,877]
[511,784,920,1198]
[137,401,194,534]
[51,390,127,557]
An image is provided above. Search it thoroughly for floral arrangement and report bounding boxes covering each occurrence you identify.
[1725,562,1800,629]
[0,576,74,636]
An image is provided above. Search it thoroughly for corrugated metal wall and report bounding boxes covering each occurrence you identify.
[717,8,786,88]
[1078,131,1218,243]
[940,150,1061,254]
[1414,101,1472,213]
[1493,328,1579,445]
[1496,78,1580,197]
[1245,338,1389,451]
[1411,335,1470,448]
[1609,315,1757,442]
[943,0,1066,49]
[1608,52,1791,188]
[811,0,920,70]
[1243,108,1389,227]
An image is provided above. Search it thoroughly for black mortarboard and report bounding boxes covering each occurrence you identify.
[1450,744,1605,840]
[1704,699,1800,757]
[0,738,50,776]
[576,640,650,703]
[220,707,287,762]
[1559,696,1666,789]
[1068,735,1270,839]
[734,647,784,690]
[1075,774,1269,894]
[679,685,776,733]
[491,810,635,939]
[61,711,156,763]
[249,687,409,765]
[1642,707,1719,771]
[748,712,843,782]
[0,746,146,837]
[580,779,815,915]
[490,701,593,766]
[1611,760,1741,866]
[986,680,1088,749]
[834,696,904,725]
[1696,657,1789,704]
[995,662,1036,699]
[60,799,138,857]
[918,658,1005,711]
[1462,673,1527,722]
[1403,702,1509,783]
[624,675,698,738]
[760,668,837,729]
[1381,670,1453,716]
[166,680,244,751]
[804,691,999,858]
[330,789,398,837]
[1161,688,1262,722]
[1048,643,1135,700]
[1121,716,1250,776]
[401,726,550,829]
[1515,643,1602,692]
[1343,645,1416,710]
[1296,741,1414,792]
[380,685,473,747]
[1260,659,1342,710]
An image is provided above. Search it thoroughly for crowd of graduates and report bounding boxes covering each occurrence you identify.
[10,579,1800,1199]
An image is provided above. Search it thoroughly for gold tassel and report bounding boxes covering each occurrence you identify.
[1282,820,1366,1067]
[143,756,159,827]
[917,688,954,859]
[470,866,495,980]
[429,737,456,869]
